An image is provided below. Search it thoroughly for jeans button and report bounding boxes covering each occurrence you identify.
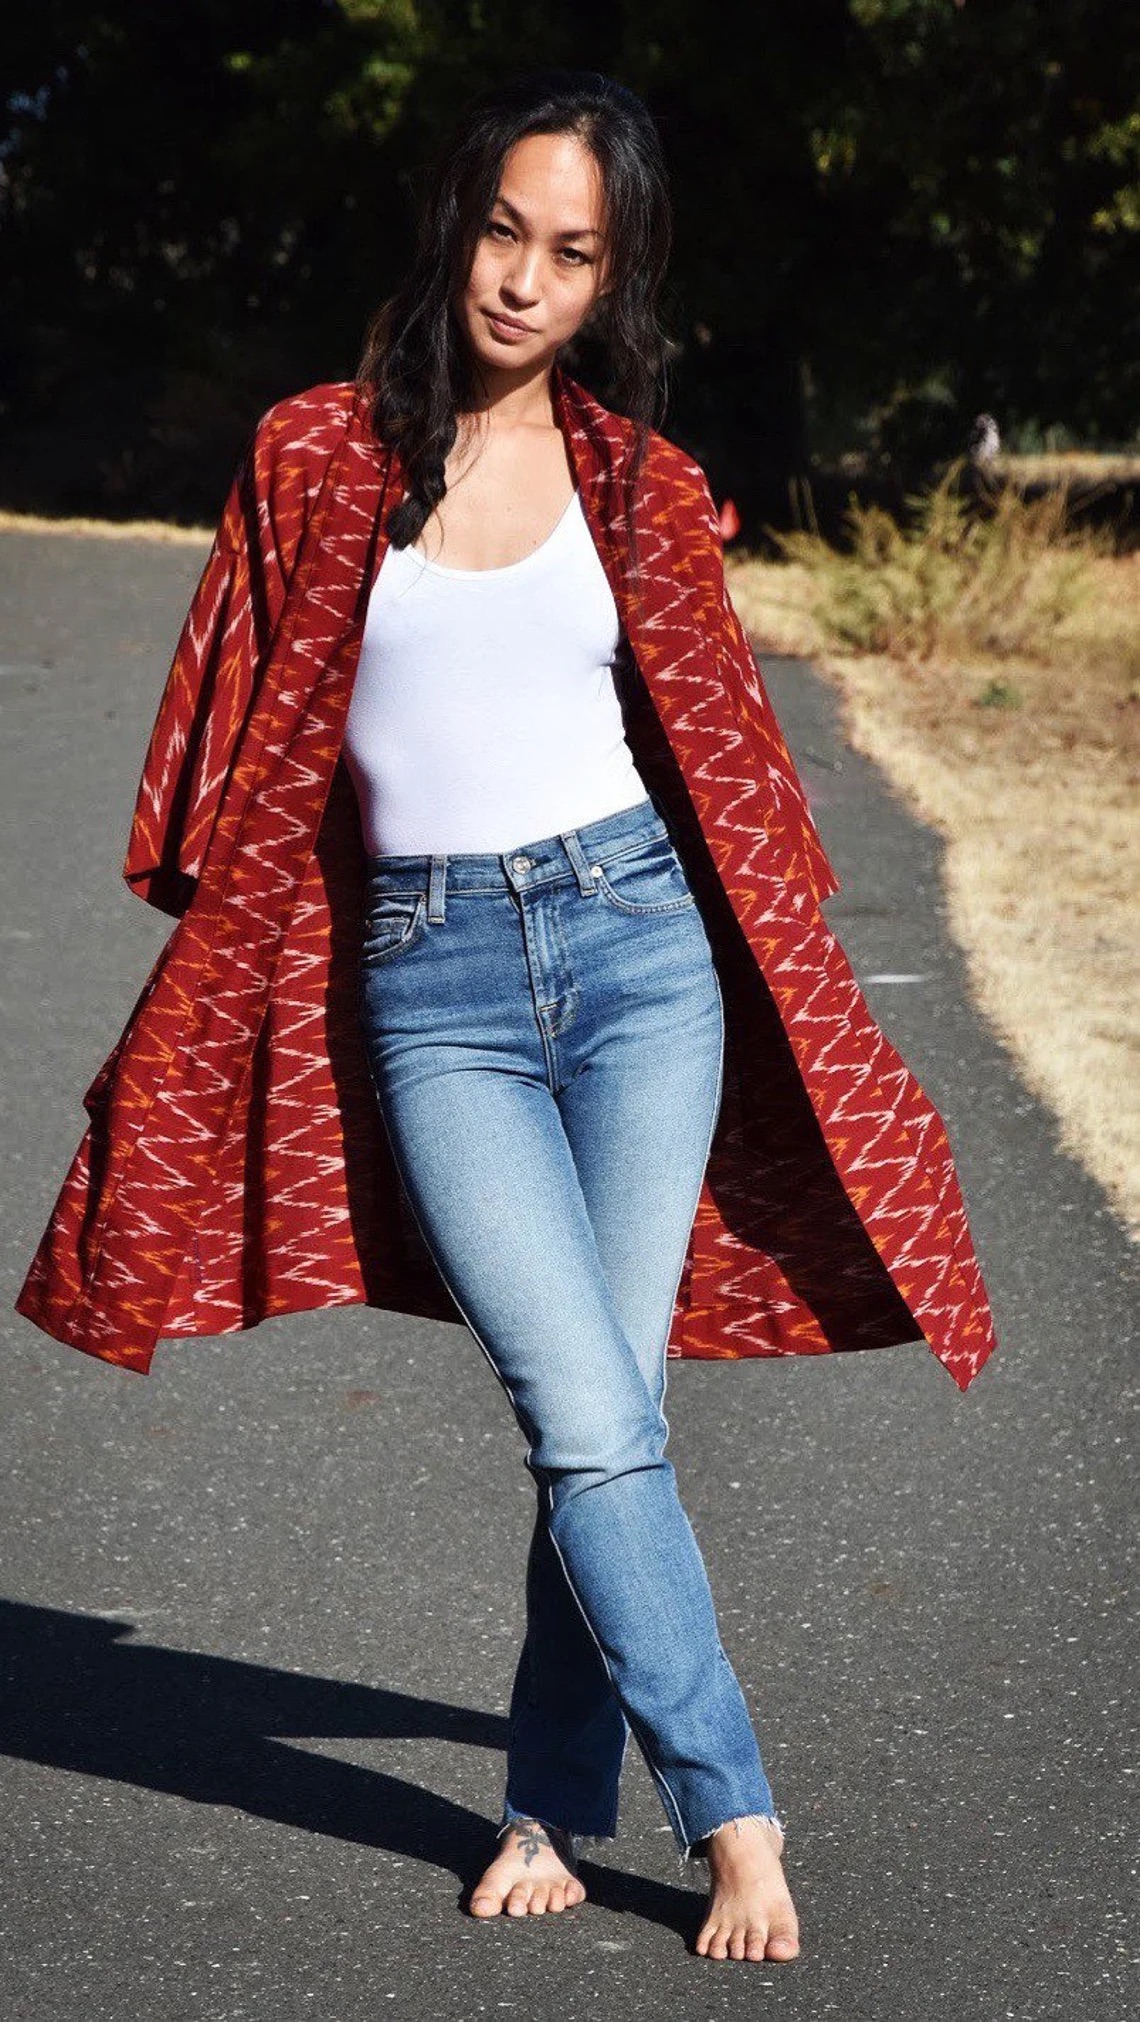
[512,854,533,872]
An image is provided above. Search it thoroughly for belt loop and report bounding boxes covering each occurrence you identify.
[428,853,447,922]
[561,827,599,896]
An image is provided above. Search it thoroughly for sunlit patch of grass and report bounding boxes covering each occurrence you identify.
[723,466,1140,1243]
[761,456,1124,674]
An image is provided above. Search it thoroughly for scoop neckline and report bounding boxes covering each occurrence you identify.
[406,488,581,578]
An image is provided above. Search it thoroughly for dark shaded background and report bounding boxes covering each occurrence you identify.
[2,0,1137,532]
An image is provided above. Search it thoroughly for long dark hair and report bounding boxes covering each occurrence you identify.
[354,68,674,578]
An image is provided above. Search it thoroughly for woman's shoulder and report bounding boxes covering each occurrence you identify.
[225,381,364,530]
[567,371,705,484]
[563,372,715,541]
[644,426,714,512]
[632,423,718,548]
[251,377,355,444]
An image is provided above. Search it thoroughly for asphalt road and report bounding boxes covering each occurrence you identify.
[2,526,1136,2022]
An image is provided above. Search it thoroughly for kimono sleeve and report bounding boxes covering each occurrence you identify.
[121,416,293,917]
[692,468,842,907]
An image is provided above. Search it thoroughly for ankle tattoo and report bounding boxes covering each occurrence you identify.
[504,1817,575,1868]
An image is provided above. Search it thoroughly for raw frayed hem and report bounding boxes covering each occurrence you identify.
[675,1810,788,1882]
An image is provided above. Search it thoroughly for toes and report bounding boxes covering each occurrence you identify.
[469,1847,587,1921]
[697,1913,797,1964]
[766,1927,800,1960]
[469,1889,504,1918]
[696,1922,729,1960]
[766,1908,800,1959]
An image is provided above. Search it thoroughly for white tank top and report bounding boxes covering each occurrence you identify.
[341,488,650,855]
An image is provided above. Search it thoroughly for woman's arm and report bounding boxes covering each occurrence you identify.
[121,404,311,917]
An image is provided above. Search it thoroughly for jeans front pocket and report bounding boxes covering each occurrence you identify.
[590,832,697,916]
[360,890,429,969]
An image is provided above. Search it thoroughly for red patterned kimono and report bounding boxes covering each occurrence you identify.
[14,364,999,1391]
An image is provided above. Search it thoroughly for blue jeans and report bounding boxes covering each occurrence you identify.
[357,793,784,1868]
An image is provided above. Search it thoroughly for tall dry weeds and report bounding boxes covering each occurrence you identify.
[766,458,1127,676]
[726,459,1140,1240]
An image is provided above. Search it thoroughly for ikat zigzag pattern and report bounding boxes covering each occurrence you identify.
[15,369,998,1392]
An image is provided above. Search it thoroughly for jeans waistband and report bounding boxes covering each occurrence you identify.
[362,793,675,899]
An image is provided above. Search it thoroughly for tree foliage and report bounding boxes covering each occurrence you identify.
[2,0,1135,516]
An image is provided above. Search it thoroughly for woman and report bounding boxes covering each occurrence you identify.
[346,75,798,1955]
[16,68,999,1962]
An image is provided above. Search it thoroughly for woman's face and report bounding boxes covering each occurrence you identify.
[456,130,611,379]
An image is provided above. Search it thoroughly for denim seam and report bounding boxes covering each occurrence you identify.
[590,869,697,917]
[588,828,672,869]
[654,957,735,1870]
[360,893,427,966]
[538,1478,694,1860]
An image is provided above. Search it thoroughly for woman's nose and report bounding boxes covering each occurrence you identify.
[504,249,541,298]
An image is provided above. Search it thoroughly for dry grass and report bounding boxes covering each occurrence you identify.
[728,462,1140,1240]
[0,508,214,544]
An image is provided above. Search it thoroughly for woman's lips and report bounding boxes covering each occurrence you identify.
[485,311,535,339]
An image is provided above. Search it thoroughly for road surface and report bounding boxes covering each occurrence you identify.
[2,526,1135,2020]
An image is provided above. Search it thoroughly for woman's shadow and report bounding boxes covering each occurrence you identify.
[0,1597,703,1935]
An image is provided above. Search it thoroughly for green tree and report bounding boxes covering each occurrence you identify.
[2,1,1135,519]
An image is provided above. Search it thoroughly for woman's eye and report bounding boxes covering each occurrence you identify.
[485,221,588,265]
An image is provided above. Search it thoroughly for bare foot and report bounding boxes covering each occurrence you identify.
[693,1815,800,1963]
[468,1817,587,1919]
